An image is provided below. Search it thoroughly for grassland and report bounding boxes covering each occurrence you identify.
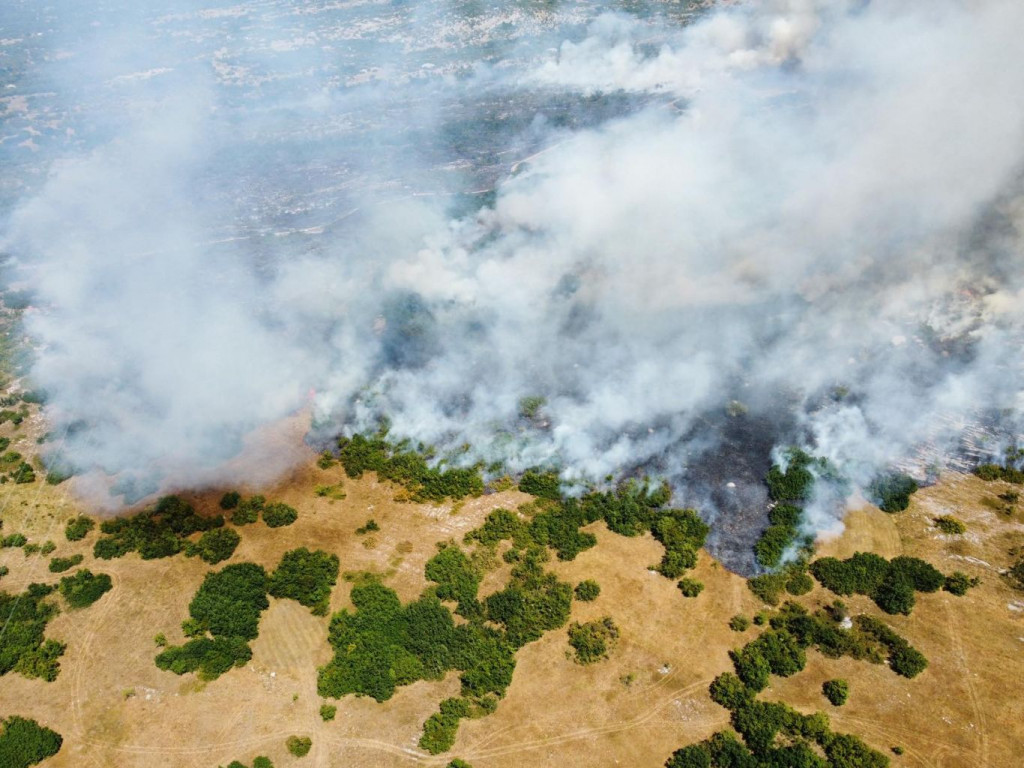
[0,417,1021,767]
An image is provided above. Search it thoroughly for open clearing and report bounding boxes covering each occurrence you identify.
[0,434,1022,767]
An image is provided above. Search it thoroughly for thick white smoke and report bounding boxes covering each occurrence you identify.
[2,0,1024,552]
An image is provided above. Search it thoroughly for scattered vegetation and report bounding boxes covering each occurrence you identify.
[0,715,62,768]
[810,552,947,615]
[0,583,64,681]
[574,579,601,602]
[64,515,94,542]
[58,569,112,609]
[2,533,27,548]
[355,518,379,535]
[319,704,336,721]
[94,496,223,560]
[934,515,966,535]
[567,617,619,664]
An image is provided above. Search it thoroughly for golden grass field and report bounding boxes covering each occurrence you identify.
[0,414,1022,767]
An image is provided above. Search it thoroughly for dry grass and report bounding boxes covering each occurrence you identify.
[0,439,1021,767]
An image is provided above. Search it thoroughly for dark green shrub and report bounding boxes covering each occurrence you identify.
[64,516,95,541]
[285,735,311,757]
[2,533,27,548]
[269,548,339,615]
[729,615,750,632]
[822,679,849,706]
[676,578,704,598]
[934,515,966,534]
[48,554,83,573]
[155,636,252,681]
[943,571,979,596]
[219,491,241,510]
[59,569,112,609]
[822,732,890,768]
[419,698,470,754]
[747,572,789,605]
[253,757,273,768]
[567,617,619,664]
[92,496,222,560]
[869,473,918,513]
[319,704,336,721]
[765,449,817,502]
[232,495,264,525]
[754,523,797,569]
[518,469,562,500]
[355,518,379,534]
[0,584,63,681]
[0,715,62,767]
[665,744,712,768]
[262,502,297,528]
[786,570,814,595]
[446,760,473,768]
[191,528,240,565]
[574,580,600,602]
[709,673,752,710]
[426,545,481,618]
[188,563,269,640]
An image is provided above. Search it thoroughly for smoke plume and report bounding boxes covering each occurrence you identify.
[2,0,1023,567]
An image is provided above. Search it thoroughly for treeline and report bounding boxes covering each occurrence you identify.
[336,432,484,502]
[810,552,973,615]
[974,447,1024,484]
[156,548,338,681]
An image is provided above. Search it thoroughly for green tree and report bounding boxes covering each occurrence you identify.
[574,579,600,602]
[0,716,63,768]
[263,502,298,528]
[269,548,339,616]
[285,735,312,757]
[191,528,241,565]
[59,569,112,609]
[822,679,849,706]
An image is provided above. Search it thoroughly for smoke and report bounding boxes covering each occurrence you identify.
[2,0,1024,566]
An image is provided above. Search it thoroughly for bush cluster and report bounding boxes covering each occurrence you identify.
[822,679,849,706]
[934,515,966,535]
[64,516,95,542]
[93,496,223,560]
[0,583,64,681]
[155,563,268,681]
[59,569,112,609]
[574,579,601,602]
[285,736,311,757]
[810,552,945,615]
[868,473,919,513]
[187,528,240,565]
[269,548,339,616]
[567,617,619,664]
[263,502,298,528]
[0,715,63,768]
[231,495,264,525]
